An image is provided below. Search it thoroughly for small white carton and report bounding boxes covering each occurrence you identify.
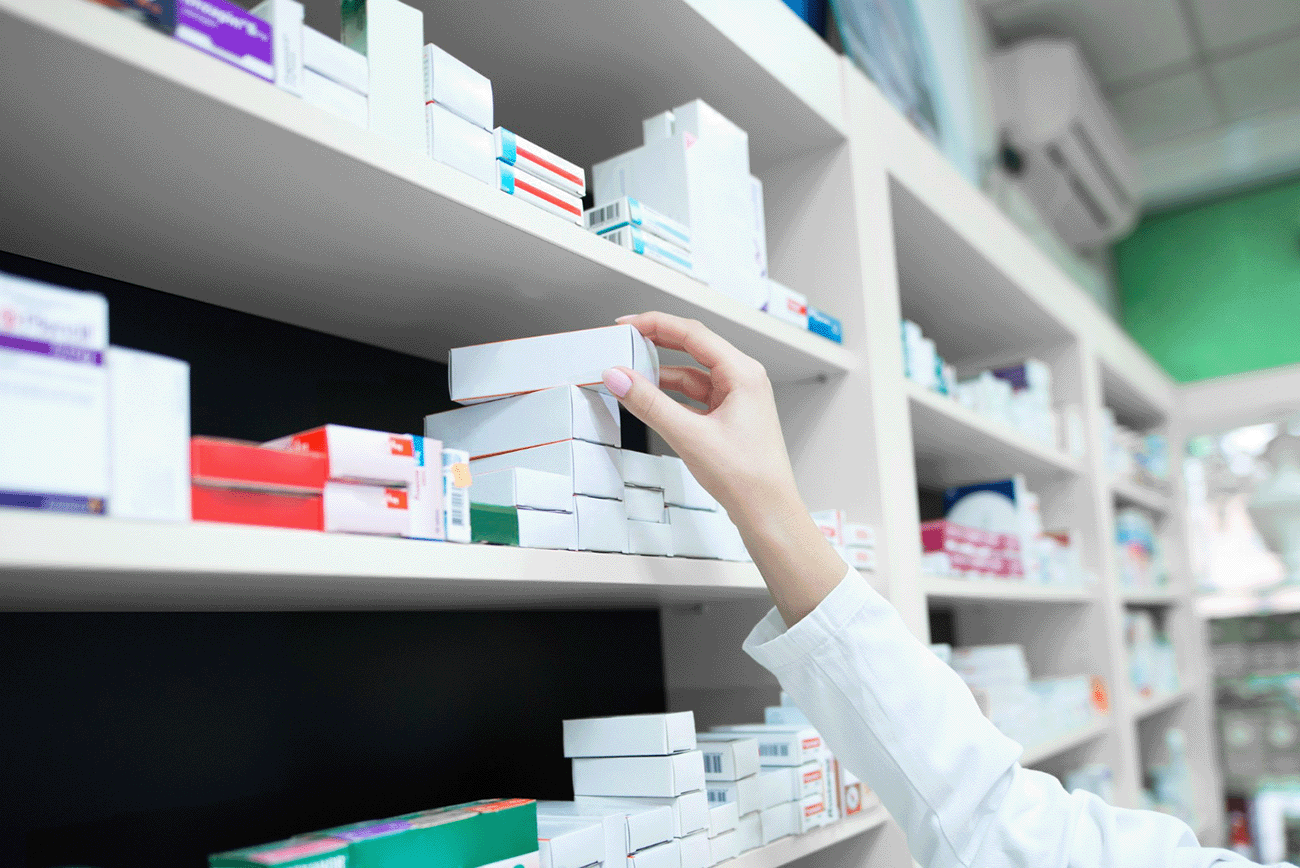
[323,481,409,535]
[707,802,738,837]
[642,110,675,143]
[576,793,708,839]
[572,751,706,798]
[537,816,606,868]
[470,440,622,500]
[844,522,876,548]
[626,840,680,868]
[302,68,368,128]
[106,347,190,522]
[796,793,827,833]
[427,102,496,185]
[513,508,578,550]
[709,725,822,767]
[661,458,715,511]
[672,99,750,178]
[302,25,367,94]
[759,761,824,803]
[678,832,710,868]
[705,776,760,817]
[759,802,797,845]
[694,735,759,782]
[762,705,809,726]
[426,386,620,458]
[601,226,694,278]
[756,769,787,812]
[568,798,677,852]
[442,447,472,542]
[586,197,691,250]
[624,486,665,523]
[621,451,666,490]
[538,800,672,863]
[763,279,807,328]
[576,495,630,553]
[423,43,493,130]
[564,711,696,758]
[264,424,415,486]
[340,0,424,154]
[499,162,584,225]
[668,508,748,562]
[735,813,760,854]
[708,829,739,865]
[408,435,443,540]
[627,519,673,557]
[496,128,585,197]
[250,0,305,96]
[449,324,658,405]
[469,467,572,512]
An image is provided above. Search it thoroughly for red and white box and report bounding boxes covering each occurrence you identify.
[499,162,583,225]
[844,522,876,548]
[190,485,323,530]
[844,546,877,572]
[495,127,585,197]
[796,792,827,833]
[191,437,327,493]
[710,725,822,767]
[763,279,807,328]
[323,481,409,535]
[264,424,416,486]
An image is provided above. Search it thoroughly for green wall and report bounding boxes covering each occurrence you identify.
[1115,175,1300,383]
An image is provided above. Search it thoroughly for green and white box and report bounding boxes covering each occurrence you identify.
[427,386,620,458]
[471,440,622,500]
[576,793,708,839]
[341,0,424,153]
[537,817,605,868]
[572,751,705,798]
[470,503,576,550]
[707,802,738,837]
[705,776,759,818]
[564,711,696,758]
[694,734,759,782]
[210,837,349,868]
[318,798,539,868]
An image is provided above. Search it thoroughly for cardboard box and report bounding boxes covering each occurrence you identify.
[694,735,759,782]
[302,68,368,128]
[586,197,691,250]
[471,503,576,549]
[672,100,750,177]
[498,163,583,225]
[191,485,323,530]
[264,424,415,486]
[626,840,678,868]
[759,762,823,803]
[450,325,658,405]
[470,467,573,512]
[175,0,274,82]
[250,0,304,96]
[576,495,629,553]
[564,711,696,757]
[470,440,622,500]
[426,386,620,459]
[496,128,585,197]
[844,522,876,548]
[409,435,444,540]
[707,830,738,865]
[191,438,326,493]
[424,43,493,130]
[324,481,408,535]
[820,754,839,824]
[734,813,760,854]
[303,25,367,94]
[537,817,605,868]
[807,307,842,344]
[678,832,710,868]
[668,508,748,562]
[572,751,705,798]
[210,836,349,867]
[624,486,665,523]
[707,802,738,837]
[536,801,672,864]
[642,110,675,143]
[756,769,787,812]
[620,451,665,490]
[796,793,827,833]
[627,519,673,557]
[0,274,109,515]
[442,448,472,543]
[569,798,679,851]
[809,509,844,546]
[762,705,809,727]
[575,793,707,839]
[427,103,496,186]
[324,798,539,868]
[705,776,759,818]
[341,0,424,154]
[840,768,866,816]
[763,280,806,328]
[601,226,694,278]
[759,802,796,844]
[106,347,190,522]
[709,726,822,767]
[660,458,715,511]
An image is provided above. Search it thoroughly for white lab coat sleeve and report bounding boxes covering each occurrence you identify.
[743,568,1280,868]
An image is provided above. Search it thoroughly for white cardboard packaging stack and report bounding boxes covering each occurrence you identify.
[340,0,424,153]
[470,440,622,500]
[536,816,606,868]
[710,725,823,767]
[537,800,674,868]
[694,734,760,782]
[704,776,760,818]
[426,102,497,186]
[622,450,673,558]
[694,732,760,859]
[250,0,305,96]
[706,802,738,837]
[300,25,368,127]
[708,829,739,864]
[422,39,495,184]
[812,509,877,575]
[496,128,586,198]
[565,712,696,757]
[575,795,709,841]
[106,347,190,522]
[427,386,620,458]
[734,812,761,854]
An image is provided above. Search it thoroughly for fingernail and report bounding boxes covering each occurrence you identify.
[603,367,632,398]
[615,315,634,324]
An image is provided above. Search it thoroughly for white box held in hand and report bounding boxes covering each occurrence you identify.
[678,831,710,868]
[571,797,685,847]
[341,0,424,153]
[106,347,190,522]
[735,812,760,854]
[708,830,739,865]
[498,162,584,225]
[575,495,630,553]
[426,386,620,458]
[574,792,707,837]
[250,0,305,96]
[449,324,659,404]
[468,467,572,513]
[470,440,622,500]
[497,128,585,197]
[423,43,493,130]
[710,725,822,766]
[627,840,679,868]
[426,103,496,185]
[537,817,606,868]
[303,25,367,94]
[705,776,760,817]
[627,519,673,557]
[302,68,368,128]
[564,711,696,758]
[694,734,759,782]
[707,802,738,837]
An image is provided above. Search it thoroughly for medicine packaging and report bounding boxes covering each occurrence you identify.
[303,25,368,94]
[264,424,416,486]
[706,802,738,837]
[442,447,472,543]
[693,734,759,782]
[624,839,679,868]
[810,509,844,546]
[620,450,666,490]
[572,751,705,799]
[734,812,761,854]
[469,503,576,550]
[323,481,409,536]
[807,306,842,343]
[190,438,326,493]
[427,103,497,186]
[322,797,539,868]
[844,546,877,571]
[570,797,683,849]
[758,761,824,803]
[302,67,369,128]
[536,817,605,868]
[575,495,630,552]
[677,831,710,868]
[641,110,675,144]
[660,458,715,511]
[423,43,493,131]
[762,705,809,727]
[426,386,620,459]
[174,0,274,82]
[623,486,665,523]
[469,467,573,513]
[408,435,444,540]
[627,519,673,557]
[671,100,751,177]
[574,792,708,838]
[707,829,739,865]
[449,324,658,405]
[341,0,424,154]
[498,163,584,225]
[470,440,622,500]
[758,801,796,844]
[756,768,788,812]
[844,522,876,548]
[190,485,323,530]
[840,767,866,816]
[796,792,828,833]
[209,835,350,867]
[763,280,807,328]
[704,776,760,818]
[600,226,694,278]
[90,0,177,33]
[585,197,690,250]
[564,711,696,758]
[106,347,190,522]
[496,129,585,198]
[710,725,822,767]
[536,801,671,865]
[667,508,748,562]
[249,0,304,96]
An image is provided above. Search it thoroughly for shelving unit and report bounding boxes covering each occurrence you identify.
[1131,687,1193,722]
[0,0,1224,861]
[1112,478,1172,514]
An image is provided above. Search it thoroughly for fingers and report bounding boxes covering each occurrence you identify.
[602,366,700,446]
[658,365,713,405]
[617,312,742,372]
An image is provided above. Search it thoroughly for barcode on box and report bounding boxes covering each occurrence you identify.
[759,743,789,758]
[704,752,722,775]
[449,487,467,528]
[707,789,728,804]
[587,201,624,228]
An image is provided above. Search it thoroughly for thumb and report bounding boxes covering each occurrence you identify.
[603,366,699,446]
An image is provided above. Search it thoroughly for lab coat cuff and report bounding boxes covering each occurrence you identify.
[743,567,874,673]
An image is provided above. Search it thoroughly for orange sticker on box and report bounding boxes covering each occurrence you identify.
[450,463,472,488]
[385,489,408,510]
[389,435,414,457]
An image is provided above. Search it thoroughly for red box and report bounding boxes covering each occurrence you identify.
[191,485,323,530]
[191,438,327,493]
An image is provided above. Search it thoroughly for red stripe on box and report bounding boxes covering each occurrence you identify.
[515,177,581,216]
[516,145,582,187]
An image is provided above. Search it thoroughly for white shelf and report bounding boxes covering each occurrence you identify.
[906,381,1083,486]
[1020,718,1111,767]
[0,0,856,385]
[0,510,769,610]
[1121,588,1181,606]
[1130,687,1192,722]
[1111,478,1172,514]
[923,576,1095,605]
[723,801,890,868]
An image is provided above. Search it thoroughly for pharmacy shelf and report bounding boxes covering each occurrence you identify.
[906,381,1083,487]
[0,510,770,610]
[923,576,1096,605]
[1020,718,1111,767]
[0,0,856,385]
[723,801,890,868]
[1130,687,1192,722]
[1111,478,1172,515]
[1120,588,1181,606]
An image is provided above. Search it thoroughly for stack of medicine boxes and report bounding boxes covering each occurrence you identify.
[535,801,676,868]
[765,694,874,819]
[301,13,371,129]
[694,732,760,860]
[811,510,877,576]
[585,197,694,278]
[711,722,830,843]
[566,713,712,868]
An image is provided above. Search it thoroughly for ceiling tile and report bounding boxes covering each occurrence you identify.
[1212,35,1300,121]
[989,0,1196,86]
[1108,71,1220,149]
[1188,0,1300,52]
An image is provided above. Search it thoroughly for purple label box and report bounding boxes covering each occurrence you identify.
[175,0,274,82]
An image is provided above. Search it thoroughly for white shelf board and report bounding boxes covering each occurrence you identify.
[0,1,856,385]
[1020,718,1111,767]
[906,381,1083,487]
[1130,687,1192,722]
[1111,478,1172,514]
[1121,588,1181,606]
[0,510,770,610]
[923,576,1095,605]
[722,801,889,868]
[1100,360,1173,430]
